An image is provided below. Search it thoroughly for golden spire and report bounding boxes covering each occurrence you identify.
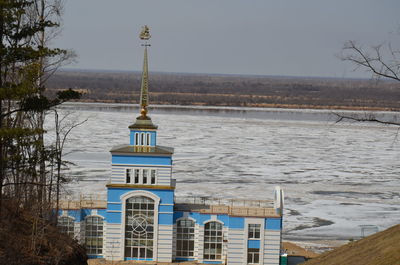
[139,45,149,118]
[139,25,150,118]
[129,25,157,130]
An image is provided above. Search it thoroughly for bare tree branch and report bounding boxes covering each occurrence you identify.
[333,112,400,126]
[338,37,400,126]
[341,40,400,82]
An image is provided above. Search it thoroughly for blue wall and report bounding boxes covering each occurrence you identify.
[106,187,175,225]
[112,154,171,166]
[61,208,107,222]
[173,211,246,229]
[248,240,260,248]
[265,218,282,230]
[107,187,174,204]
[229,216,245,229]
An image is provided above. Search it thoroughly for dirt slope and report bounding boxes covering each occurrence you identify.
[0,201,87,265]
[302,224,400,265]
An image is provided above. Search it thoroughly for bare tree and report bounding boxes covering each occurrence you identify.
[51,109,87,222]
[338,38,400,125]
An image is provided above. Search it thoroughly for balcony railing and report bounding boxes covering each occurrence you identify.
[174,196,279,217]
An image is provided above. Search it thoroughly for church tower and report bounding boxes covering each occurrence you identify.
[105,26,175,262]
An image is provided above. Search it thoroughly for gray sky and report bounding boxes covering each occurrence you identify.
[54,0,400,78]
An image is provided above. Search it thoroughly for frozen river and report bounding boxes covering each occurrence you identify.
[53,103,400,243]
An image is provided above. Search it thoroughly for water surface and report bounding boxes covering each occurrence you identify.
[52,103,400,242]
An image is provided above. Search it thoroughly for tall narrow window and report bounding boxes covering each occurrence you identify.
[85,216,104,255]
[176,219,195,257]
[126,169,132,183]
[204,222,223,260]
[247,248,260,264]
[150,170,156,184]
[146,133,150,146]
[58,216,74,238]
[140,133,144,146]
[134,169,140,184]
[135,133,139,146]
[248,224,261,239]
[125,196,155,259]
[143,169,148,184]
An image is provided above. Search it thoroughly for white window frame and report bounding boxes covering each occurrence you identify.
[146,133,150,146]
[84,215,104,256]
[247,248,260,264]
[126,169,132,183]
[135,133,139,146]
[135,132,151,146]
[176,218,196,258]
[134,169,140,184]
[248,224,261,239]
[58,216,75,238]
[121,191,160,261]
[245,218,265,264]
[125,167,158,185]
[203,221,224,261]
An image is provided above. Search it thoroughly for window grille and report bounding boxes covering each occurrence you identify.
[85,216,104,255]
[58,216,74,238]
[125,196,155,259]
[203,222,223,260]
[143,169,148,184]
[176,219,195,257]
[247,248,260,264]
[134,169,140,184]
[151,170,156,184]
[126,169,132,183]
[248,224,261,239]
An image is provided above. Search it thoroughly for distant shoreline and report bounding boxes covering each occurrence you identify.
[64,100,400,113]
[47,70,400,112]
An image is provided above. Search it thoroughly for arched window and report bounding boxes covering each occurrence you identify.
[125,196,155,259]
[176,219,195,257]
[135,133,139,146]
[204,221,223,260]
[85,216,104,255]
[146,133,150,146]
[140,133,145,146]
[58,216,74,238]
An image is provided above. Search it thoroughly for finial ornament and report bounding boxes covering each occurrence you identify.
[140,25,151,40]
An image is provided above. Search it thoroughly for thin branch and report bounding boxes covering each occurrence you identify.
[342,40,400,82]
[334,112,400,126]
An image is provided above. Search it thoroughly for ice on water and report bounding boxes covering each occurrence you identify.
[50,104,400,242]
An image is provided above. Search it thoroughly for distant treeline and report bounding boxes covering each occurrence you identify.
[46,70,400,110]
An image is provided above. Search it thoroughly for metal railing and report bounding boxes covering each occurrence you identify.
[174,196,274,208]
[174,196,279,217]
[59,193,107,209]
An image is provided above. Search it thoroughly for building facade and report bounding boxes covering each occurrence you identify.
[58,26,284,264]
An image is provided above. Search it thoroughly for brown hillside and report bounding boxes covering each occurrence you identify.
[302,224,400,265]
[0,201,87,265]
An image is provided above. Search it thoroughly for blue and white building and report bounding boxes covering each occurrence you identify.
[58,26,284,264]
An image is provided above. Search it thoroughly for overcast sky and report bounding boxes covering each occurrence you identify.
[54,0,400,78]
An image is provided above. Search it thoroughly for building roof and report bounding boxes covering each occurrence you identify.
[129,115,158,130]
[110,144,174,155]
